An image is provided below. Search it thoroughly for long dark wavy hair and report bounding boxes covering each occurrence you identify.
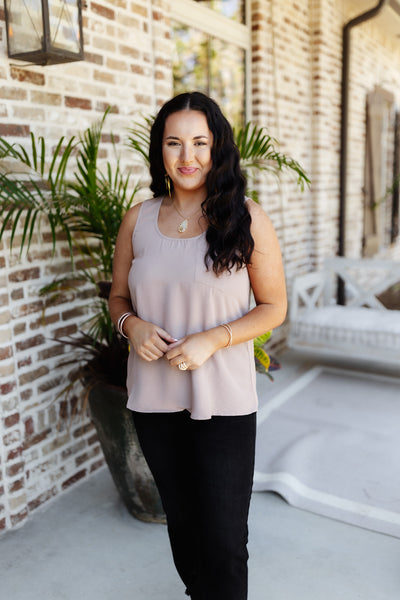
[149,92,254,274]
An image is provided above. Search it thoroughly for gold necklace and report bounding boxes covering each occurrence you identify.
[172,201,202,233]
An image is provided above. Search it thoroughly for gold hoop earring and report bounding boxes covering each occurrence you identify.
[165,173,172,197]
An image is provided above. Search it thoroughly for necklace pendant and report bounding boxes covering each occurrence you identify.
[178,219,188,233]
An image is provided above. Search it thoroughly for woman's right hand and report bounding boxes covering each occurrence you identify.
[125,317,177,362]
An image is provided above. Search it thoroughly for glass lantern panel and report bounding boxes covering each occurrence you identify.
[5,0,44,54]
[49,0,81,52]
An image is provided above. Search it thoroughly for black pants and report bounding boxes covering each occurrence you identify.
[132,410,256,600]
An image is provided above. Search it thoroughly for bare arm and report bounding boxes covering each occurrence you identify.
[108,203,176,361]
[166,200,287,369]
[224,199,287,341]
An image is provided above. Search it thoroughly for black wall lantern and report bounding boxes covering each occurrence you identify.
[4,0,84,66]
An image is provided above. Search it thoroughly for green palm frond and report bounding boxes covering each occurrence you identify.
[126,115,154,167]
[84,299,115,346]
[0,109,141,346]
[67,129,138,283]
[234,123,310,191]
[0,132,77,255]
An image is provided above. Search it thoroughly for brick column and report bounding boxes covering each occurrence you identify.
[309,0,342,266]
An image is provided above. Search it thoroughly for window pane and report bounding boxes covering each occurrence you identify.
[209,1,245,23]
[172,22,245,129]
[195,1,245,24]
[172,24,210,96]
[209,38,245,128]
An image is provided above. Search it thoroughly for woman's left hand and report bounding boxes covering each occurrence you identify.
[165,331,219,370]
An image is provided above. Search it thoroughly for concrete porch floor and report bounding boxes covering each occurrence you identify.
[0,351,399,600]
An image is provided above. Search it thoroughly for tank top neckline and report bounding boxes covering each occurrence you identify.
[154,196,206,242]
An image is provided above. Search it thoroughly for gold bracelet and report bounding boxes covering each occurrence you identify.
[221,323,232,348]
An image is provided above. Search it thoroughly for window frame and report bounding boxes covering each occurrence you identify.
[170,0,252,121]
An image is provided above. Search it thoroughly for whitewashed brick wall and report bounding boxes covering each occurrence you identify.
[345,14,400,259]
[1,0,400,534]
[252,0,400,273]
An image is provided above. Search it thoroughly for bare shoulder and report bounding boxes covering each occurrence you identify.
[114,201,148,264]
[122,201,143,227]
[117,200,146,239]
[246,198,276,237]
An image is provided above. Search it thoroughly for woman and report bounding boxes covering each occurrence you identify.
[108,92,287,599]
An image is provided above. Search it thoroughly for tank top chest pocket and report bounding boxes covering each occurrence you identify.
[194,239,250,299]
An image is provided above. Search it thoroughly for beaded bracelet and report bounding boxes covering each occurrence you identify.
[117,312,134,339]
[221,323,233,348]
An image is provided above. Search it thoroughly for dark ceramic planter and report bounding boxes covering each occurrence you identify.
[88,382,166,523]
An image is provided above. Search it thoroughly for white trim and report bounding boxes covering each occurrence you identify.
[253,472,400,527]
[255,365,400,535]
[258,364,400,427]
[170,0,250,48]
[257,366,323,426]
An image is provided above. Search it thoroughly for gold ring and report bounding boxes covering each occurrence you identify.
[178,361,188,371]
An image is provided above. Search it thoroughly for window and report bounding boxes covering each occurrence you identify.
[170,0,250,129]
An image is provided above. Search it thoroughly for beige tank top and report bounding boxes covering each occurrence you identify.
[126,197,257,420]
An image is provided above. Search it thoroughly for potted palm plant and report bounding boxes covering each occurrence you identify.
[0,108,309,522]
[0,111,166,523]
